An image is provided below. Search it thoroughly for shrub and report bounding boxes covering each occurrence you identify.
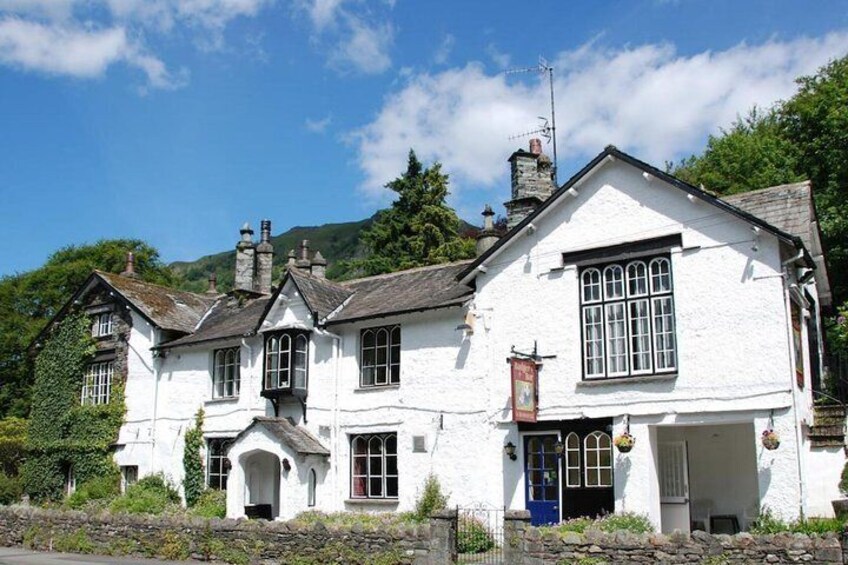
[0,472,22,505]
[750,507,845,535]
[840,460,848,495]
[65,473,120,510]
[183,408,205,508]
[109,474,181,515]
[595,512,653,534]
[556,516,594,533]
[291,510,416,530]
[0,418,27,476]
[457,516,495,554]
[412,474,448,522]
[190,488,226,519]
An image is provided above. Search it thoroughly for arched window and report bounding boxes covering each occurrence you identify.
[565,432,581,487]
[584,431,612,488]
[308,469,317,507]
[294,334,308,390]
[626,261,648,297]
[603,265,624,300]
[581,268,602,303]
[360,325,401,387]
[351,433,398,499]
[264,333,293,389]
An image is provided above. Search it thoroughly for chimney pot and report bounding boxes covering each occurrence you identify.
[287,249,296,267]
[121,251,139,278]
[255,219,274,295]
[476,205,500,257]
[235,222,257,292]
[295,240,311,269]
[207,272,218,295]
[260,219,271,243]
[529,138,542,155]
[311,250,327,279]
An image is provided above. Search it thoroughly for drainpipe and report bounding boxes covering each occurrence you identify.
[314,327,342,511]
[782,265,806,521]
[151,330,161,473]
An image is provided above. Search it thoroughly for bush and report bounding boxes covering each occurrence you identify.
[189,489,226,519]
[545,513,653,536]
[457,516,495,554]
[109,474,181,515]
[291,511,416,530]
[840,461,848,495]
[0,472,22,505]
[750,507,845,535]
[0,418,27,476]
[65,474,120,510]
[556,516,594,533]
[412,474,448,522]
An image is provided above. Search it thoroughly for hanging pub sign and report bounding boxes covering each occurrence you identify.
[511,357,538,423]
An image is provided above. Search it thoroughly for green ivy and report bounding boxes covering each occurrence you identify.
[183,408,205,507]
[22,312,124,501]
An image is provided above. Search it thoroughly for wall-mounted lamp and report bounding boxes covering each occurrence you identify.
[554,440,565,456]
[282,458,291,472]
[504,441,517,461]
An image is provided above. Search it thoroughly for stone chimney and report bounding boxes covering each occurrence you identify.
[311,251,327,279]
[287,249,296,268]
[504,138,555,229]
[295,240,311,270]
[234,222,256,292]
[255,219,274,294]
[206,272,218,295]
[476,205,499,256]
[121,252,139,279]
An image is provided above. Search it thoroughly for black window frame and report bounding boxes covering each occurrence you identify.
[579,253,677,380]
[207,438,233,490]
[212,347,241,399]
[350,432,398,500]
[359,325,401,388]
[262,329,310,398]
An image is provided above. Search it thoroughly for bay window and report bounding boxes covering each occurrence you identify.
[263,330,309,397]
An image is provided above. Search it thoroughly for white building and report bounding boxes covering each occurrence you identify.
[43,142,842,533]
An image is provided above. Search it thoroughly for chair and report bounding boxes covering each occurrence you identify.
[690,499,713,533]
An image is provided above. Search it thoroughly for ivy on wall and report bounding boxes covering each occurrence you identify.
[22,312,124,501]
[182,408,205,507]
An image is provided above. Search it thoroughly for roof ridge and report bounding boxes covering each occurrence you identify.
[340,259,474,285]
[95,270,212,302]
[288,267,351,291]
[722,180,811,198]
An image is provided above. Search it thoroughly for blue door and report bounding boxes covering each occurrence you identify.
[525,435,560,525]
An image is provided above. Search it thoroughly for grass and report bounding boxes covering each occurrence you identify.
[750,507,845,535]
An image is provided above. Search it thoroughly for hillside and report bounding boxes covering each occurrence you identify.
[171,217,374,292]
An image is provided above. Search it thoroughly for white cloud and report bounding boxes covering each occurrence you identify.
[299,0,346,30]
[329,15,393,74]
[352,32,848,200]
[305,115,332,133]
[433,33,454,65]
[485,43,510,69]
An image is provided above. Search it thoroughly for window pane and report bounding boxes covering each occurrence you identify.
[650,258,672,293]
[582,268,602,303]
[353,456,366,475]
[626,261,648,297]
[369,477,383,497]
[353,477,366,497]
[629,299,652,373]
[653,297,677,370]
[386,477,398,498]
[603,265,624,299]
[376,366,387,385]
[583,306,605,376]
[605,303,628,375]
[362,367,375,386]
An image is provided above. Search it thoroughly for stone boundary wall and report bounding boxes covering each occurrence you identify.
[0,506,431,564]
[503,510,846,564]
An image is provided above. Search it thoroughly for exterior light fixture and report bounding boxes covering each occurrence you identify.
[504,441,517,461]
[554,440,565,456]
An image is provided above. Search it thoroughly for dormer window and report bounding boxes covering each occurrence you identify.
[263,330,309,397]
[93,312,113,337]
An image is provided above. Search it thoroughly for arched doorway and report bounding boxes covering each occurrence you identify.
[242,450,281,520]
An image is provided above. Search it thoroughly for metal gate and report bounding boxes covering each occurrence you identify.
[455,506,504,564]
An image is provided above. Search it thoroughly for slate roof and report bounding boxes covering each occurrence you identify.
[234,417,330,456]
[288,268,353,320]
[95,271,215,333]
[723,181,831,305]
[159,294,271,348]
[328,261,473,324]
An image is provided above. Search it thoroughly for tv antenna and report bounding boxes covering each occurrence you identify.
[505,56,558,184]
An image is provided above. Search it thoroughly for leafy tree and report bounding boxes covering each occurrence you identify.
[0,239,177,419]
[0,417,27,476]
[182,408,205,507]
[344,150,475,277]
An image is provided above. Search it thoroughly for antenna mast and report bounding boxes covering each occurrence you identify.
[505,56,558,184]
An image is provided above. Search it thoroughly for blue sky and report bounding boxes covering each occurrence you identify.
[1,0,847,276]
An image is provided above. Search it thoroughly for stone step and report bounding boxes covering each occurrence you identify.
[809,425,845,438]
[811,438,845,448]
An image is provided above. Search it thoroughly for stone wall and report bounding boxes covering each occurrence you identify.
[504,511,845,564]
[0,507,431,564]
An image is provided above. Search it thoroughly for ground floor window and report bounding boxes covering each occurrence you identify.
[351,433,397,499]
[207,438,233,490]
[308,468,317,507]
[121,465,138,493]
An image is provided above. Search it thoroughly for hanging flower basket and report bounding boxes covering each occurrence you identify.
[614,432,635,453]
[761,429,780,450]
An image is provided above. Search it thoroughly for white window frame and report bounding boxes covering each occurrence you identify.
[82,362,113,405]
[308,468,317,507]
[564,432,581,488]
[580,255,677,379]
[121,465,138,493]
[583,431,613,488]
[350,433,398,499]
[93,312,113,337]
[360,326,401,387]
[212,347,240,399]
[207,438,232,490]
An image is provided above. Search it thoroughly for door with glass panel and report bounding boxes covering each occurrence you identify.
[561,419,615,519]
[524,434,560,525]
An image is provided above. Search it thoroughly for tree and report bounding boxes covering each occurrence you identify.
[672,108,803,195]
[349,150,476,277]
[672,55,848,303]
[0,240,177,419]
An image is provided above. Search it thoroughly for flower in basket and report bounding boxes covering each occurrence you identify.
[613,432,635,452]
[761,429,780,450]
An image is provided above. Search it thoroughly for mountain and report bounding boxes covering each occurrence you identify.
[171,217,374,293]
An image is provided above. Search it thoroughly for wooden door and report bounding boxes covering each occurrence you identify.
[524,434,560,525]
[561,420,615,519]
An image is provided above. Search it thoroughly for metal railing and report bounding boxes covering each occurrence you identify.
[456,506,505,564]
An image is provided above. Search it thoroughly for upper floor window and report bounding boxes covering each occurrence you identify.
[264,331,309,396]
[351,433,398,499]
[93,312,113,337]
[212,347,240,399]
[360,325,400,387]
[207,438,232,490]
[82,361,113,405]
[581,256,676,379]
